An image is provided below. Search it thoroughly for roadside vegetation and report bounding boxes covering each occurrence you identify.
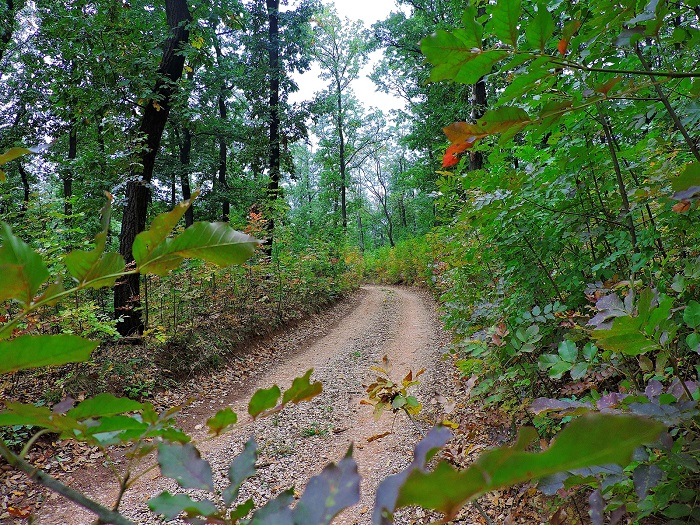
[1,0,699,522]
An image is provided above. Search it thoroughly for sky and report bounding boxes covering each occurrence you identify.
[287,0,408,113]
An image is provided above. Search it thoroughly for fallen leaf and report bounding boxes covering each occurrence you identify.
[367,431,392,443]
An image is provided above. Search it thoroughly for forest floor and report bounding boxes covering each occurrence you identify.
[4,286,554,524]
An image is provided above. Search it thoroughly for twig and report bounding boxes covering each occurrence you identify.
[0,439,135,525]
[472,499,496,525]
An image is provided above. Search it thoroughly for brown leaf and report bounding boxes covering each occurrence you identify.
[367,431,392,443]
[549,507,568,525]
[672,200,691,213]
[557,38,568,55]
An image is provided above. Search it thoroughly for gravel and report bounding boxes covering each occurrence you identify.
[38,285,463,525]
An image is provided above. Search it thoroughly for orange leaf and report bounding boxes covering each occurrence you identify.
[557,38,568,55]
[672,201,692,213]
[443,122,485,144]
[367,431,392,443]
[442,139,477,167]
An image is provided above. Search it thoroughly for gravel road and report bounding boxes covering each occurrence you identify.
[38,285,457,525]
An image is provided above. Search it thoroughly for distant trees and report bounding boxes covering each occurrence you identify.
[0,0,446,339]
[312,8,371,230]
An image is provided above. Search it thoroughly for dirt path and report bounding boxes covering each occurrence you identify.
[38,285,455,525]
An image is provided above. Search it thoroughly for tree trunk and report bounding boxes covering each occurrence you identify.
[213,38,231,222]
[63,122,77,221]
[265,0,280,253]
[218,94,230,222]
[469,78,486,171]
[115,0,191,337]
[176,125,194,227]
[18,163,30,216]
[470,6,487,172]
[358,213,364,252]
[336,79,347,229]
[0,0,20,64]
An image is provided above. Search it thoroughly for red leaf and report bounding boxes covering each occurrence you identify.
[557,38,568,55]
[442,139,477,167]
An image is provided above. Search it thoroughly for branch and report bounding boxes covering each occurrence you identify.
[634,45,700,162]
[0,439,135,525]
[549,58,700,78]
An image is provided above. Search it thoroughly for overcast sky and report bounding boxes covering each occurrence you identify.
[288,0,408,113]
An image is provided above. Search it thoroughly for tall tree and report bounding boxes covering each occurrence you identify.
[313,9,370,230]
[265,0,281,252]
[115,0,191,336]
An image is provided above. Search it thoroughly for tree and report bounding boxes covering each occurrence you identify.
[115,0,191,336]
[313,8,371,230]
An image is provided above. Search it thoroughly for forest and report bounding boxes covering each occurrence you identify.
[0,0,699,522]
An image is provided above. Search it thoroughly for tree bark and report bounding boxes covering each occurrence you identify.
[218,94,230,222]
[469,78,486,171]
[0,0,20,64]
[17,163,30,216]
[469,6,487,172]
[115,0,191,337]
[213,36,231,222]
[265,0,281,254]
[63,122,76,221]
[176,125,194,227]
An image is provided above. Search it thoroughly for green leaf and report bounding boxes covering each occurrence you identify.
[453,50,509,84]
[582,343,598,361]
[476,107,532,143]
[396,415,663,519]
[293,448,360,525]
[147,492,217,520]
[81,415,149,445]
[0,144,50,166]
[67,393,143,420]
[548,361,572,379]
[158,442,214,491]
[0,334,99,374]
[0,223,49,305]
[500,57,555,103]
[525,3,554,51]
[64,197,125,288]
[223,438,258,506]
[671,162,700,192]
[488,0,522,47]
[281,369,323,405]
[250,489,294,524]
[558,340,578,363]
[132,195,195,266]
[206,407,238,436]
[663,503,693,518]
[592,316,660,355]
[421,30,507,84]
[230,499,255,520]
[683,300,700,329]
[461,6,484,48]
[248,385,281,418]
[392,396,407,409]
[0,402,81,433]
[570,362,589,380]
[538,353,560,370]
[136,222,259,276]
